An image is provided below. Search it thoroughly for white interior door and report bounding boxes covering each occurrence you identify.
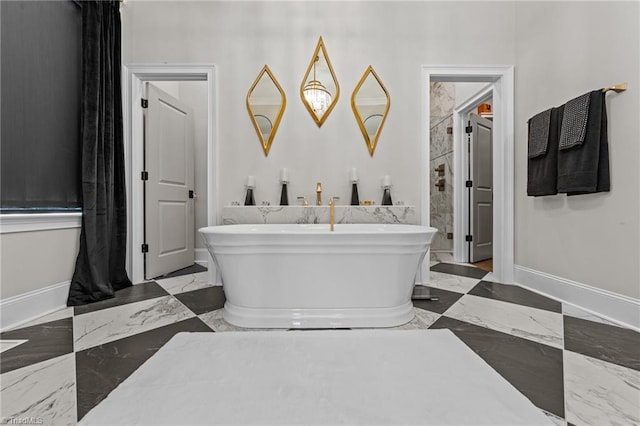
[469,113,493,262]
[144,83,195,279]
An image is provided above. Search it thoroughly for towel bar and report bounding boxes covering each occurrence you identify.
[526,82,627,123]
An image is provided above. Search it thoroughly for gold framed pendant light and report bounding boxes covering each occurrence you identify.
[300,37,340,127]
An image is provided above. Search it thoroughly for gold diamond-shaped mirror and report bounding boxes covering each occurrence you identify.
[351,66,390,156]
[300,37,340,127]
[247,65,286,156]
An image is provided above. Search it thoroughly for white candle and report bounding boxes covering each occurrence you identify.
[350,168,359,183]
[246,175,255,188]
[382,175,391,188]
[280,168,289,183]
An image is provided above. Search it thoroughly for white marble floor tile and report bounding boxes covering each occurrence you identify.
[0,353,76,426]
[444,294,564,348]
[564,350,640,426]
[562,303,622,328]
[74,296,194,351]
[0,339,28,353]
[8,307,74,331]
[198,310,285,332]
[392,308,441,330]
[155,271,212,295]
[427,271,481,294]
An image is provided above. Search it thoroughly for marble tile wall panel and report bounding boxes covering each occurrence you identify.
[430,82,455,118]
[221,206,417,225]
[430,114,454,251]
[430,115,453,160]
[430,151,454,251]
[1,354,76,426]
[564,350,640,426]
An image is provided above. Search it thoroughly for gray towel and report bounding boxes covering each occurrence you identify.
[557,90,610,194]
[528,109,552,158]
[559,92,590,150]
[527,105,563,196]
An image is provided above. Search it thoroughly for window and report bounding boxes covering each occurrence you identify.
[1,0,82,213]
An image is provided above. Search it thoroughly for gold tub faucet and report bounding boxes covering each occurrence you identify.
[316,182,322,205]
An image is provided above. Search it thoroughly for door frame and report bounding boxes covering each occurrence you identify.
[453,85,493,263]
[422,65,514,284]
[123,64,218,286]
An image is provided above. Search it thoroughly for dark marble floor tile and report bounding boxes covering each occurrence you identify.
[412,286,463,314]
[74,281,169,316]
[0,318,73,374]
[174,286,225,315]
[431,262,488,280]
[564,316,640,371]
[75,317,213,420]
[430,316,565,418]
[468,281,562,313]
[155,263,208,280]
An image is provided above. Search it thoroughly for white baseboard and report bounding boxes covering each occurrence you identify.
[0,281,71,332]
[195,248,209,266]
[514,265,640,331]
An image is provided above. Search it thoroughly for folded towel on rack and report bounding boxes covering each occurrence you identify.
[528,109,553,159]
[527,105,563,196]
[559,92,591,150]
[557,90,610,194]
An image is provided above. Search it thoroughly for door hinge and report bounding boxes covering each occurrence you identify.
[141,243,149,253]
[466,180,473,188]
[141,171,149,181]
[141,98,148,108]
[465,235,473,242]
[189,190,195,199]
[465,121,473,134]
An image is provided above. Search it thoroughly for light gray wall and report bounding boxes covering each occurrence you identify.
[120,0,638,300]
[514,2,639,299]
[121,1,518,218]
[0,228,80,300]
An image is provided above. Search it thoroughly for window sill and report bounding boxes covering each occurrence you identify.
[0,212,82,234]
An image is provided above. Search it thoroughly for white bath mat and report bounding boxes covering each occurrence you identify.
[80,329,554,425]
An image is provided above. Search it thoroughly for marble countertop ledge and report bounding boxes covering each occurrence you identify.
[221,205,418,225]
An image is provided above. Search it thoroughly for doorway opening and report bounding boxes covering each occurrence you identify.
[422,66,514,284]
[123,64,217,286]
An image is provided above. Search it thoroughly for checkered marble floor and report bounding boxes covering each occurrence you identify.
[1,263,639,426]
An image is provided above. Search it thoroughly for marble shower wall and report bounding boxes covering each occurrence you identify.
[429,82,454,251]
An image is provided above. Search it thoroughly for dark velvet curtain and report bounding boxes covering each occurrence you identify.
[68,0,131,305]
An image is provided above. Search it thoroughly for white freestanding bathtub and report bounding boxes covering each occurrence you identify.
[199,223,437,329]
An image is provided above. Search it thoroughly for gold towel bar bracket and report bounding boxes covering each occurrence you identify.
[602,82,628,93]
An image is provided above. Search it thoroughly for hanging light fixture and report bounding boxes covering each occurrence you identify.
[303,56,332,116]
